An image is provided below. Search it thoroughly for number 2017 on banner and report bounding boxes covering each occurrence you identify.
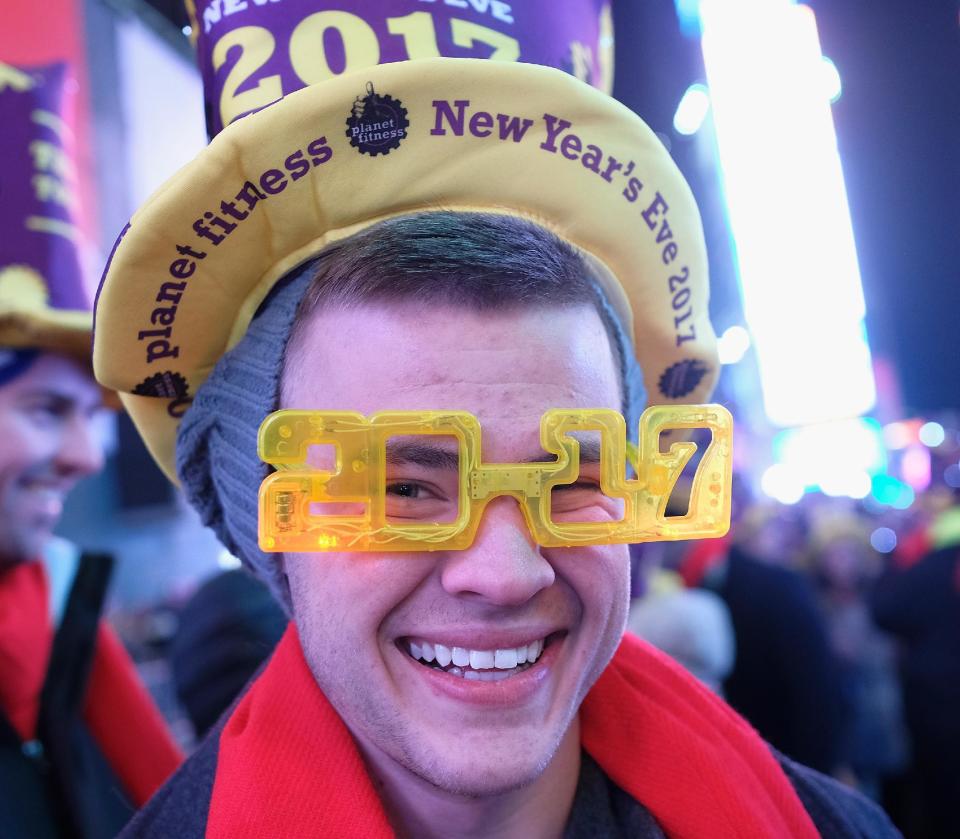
[215,11,520,129]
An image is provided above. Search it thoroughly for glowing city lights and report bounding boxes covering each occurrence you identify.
[918,421,946,447]
[820,469,872,499]
[770,418,885,499]
[717,325,751,364]
[871,474,915,509]
[699,0,875,426]
[674,0,705,36]
[761,463,805,505]
[870,527,897,554]
[882,421,914,450]
[890,485,915,510]
[673,83,711,135]
[901,445,932,491]
[820,55,842,102]
[944,463,960,489]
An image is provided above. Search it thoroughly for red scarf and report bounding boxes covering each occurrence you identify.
[0,561,182,806]
[208,625,819,838]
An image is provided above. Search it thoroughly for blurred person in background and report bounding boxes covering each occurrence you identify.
[870,485,960,839]
[627,568,735,694]
[630,487,736,695]
[0,61,181,838]
[683,501,849,776]
[808,513,908,801]
[169,567,285,739]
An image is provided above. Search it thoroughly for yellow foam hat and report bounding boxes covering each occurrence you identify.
[93,58,717,482]
[1,62,94,363]
[0,265,93,358]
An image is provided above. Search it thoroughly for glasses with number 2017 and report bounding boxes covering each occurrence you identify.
[257,405,733,553]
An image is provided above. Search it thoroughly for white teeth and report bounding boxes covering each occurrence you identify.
[487,669,515,682]
[470,650,495,670]
[407,636,551,673]
[444,667,517,681]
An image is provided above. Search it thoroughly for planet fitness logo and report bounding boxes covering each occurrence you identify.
[346,82,409,156]
[658,359,709,399]
[132,371,193,418]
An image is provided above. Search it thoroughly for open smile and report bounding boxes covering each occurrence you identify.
[398,632,566,682]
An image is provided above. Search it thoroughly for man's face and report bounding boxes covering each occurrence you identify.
[281,302,630,796]
[0,353,105,565]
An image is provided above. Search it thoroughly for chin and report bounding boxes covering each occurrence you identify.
[15,532,50,562]
[400,724,563,798]
[413,750,550,799]
[0,534,44,565]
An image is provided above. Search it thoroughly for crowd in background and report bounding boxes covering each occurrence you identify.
[110,441,960,839]
[631,464,960,839]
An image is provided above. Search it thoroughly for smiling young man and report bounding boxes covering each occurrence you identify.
[0,347,183,839]
[274,217,634,835]
[0,61,181,837]
[0,352,105,564]
[95,59,899,837]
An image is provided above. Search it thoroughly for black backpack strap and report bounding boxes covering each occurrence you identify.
[38,553,113,726]
[0,705,62,838]
[0,707,24,749]
[36,552,134,838]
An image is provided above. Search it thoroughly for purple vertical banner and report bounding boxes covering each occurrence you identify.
[185,0,613,137]
[0,62,88,311]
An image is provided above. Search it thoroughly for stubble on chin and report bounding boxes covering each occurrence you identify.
[295,617,566,802]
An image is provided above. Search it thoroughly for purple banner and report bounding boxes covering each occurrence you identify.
[187,0,612,137]
[0,61,87,311]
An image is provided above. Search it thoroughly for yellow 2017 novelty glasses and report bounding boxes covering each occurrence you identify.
[258,405,732,553]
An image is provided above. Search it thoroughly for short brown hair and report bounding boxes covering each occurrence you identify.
[285,210,618,368]
[296,211,602,311]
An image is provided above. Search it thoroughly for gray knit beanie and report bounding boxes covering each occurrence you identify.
[175,257,646,614]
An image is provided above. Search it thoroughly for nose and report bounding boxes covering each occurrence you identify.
[55,413,105,478]
[439,497,555,606]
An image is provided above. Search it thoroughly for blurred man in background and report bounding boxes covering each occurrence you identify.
[0,60,180,838]
[679,504,849,776]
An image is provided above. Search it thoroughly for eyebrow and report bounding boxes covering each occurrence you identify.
[385,442,460,470]
[17,388,103,414]
[550,436,602,465]
[17,392,76,412]
[384,435,603,470]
